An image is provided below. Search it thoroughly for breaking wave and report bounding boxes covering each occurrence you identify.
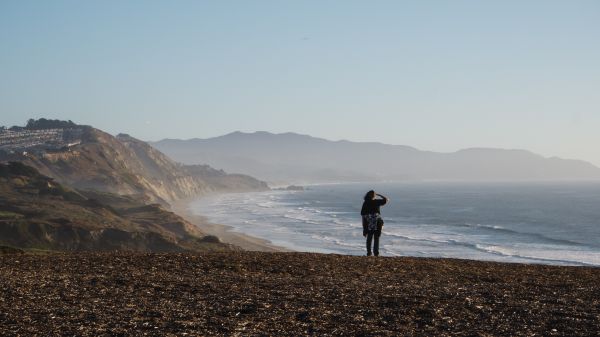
[190,182,600,266]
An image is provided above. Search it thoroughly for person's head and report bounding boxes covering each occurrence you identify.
[364,190,375,201]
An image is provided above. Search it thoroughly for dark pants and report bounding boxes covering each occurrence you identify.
[366,230,380,256]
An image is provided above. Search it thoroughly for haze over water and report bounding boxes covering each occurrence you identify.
[192,182,600,266]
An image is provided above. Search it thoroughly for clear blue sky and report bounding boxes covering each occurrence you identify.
[1,1,599,165]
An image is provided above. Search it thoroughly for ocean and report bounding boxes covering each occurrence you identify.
[190,182,600,266]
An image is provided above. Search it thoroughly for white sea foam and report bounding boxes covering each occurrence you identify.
[190,183,600,266]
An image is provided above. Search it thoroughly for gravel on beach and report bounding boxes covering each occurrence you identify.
[1,252,599,336]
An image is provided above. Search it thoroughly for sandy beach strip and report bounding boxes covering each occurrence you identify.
[171,198,288,252]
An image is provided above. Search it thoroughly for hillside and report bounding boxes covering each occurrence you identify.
[1,121,268,205]
[0,162,231,252]
[152,131,600,183]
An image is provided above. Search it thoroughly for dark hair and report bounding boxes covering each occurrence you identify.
[364,190,375,201]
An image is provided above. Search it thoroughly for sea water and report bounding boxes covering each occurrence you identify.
[190,182,600,266]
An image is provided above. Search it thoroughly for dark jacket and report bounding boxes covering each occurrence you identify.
[361,198,387,216]
[361,198,387,235]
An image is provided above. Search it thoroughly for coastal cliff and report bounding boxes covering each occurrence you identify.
[4,126,268,205]
[0,119,269,252]
[0,162,233,252]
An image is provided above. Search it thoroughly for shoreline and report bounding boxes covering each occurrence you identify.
[172,190,600,267]
[171,198,289,252]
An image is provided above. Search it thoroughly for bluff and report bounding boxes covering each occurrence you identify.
[0,119,269,252]
[0,162,231,252]
[1,122,268,205]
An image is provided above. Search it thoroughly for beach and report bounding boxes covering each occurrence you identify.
[171,199,286,253]
[187,183,600,265]
[1,251,598,336]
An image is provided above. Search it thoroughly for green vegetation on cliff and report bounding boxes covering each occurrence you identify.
[0,119,269,252]
[0,162,233,252]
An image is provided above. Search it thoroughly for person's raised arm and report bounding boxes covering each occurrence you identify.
[376,193,389,205]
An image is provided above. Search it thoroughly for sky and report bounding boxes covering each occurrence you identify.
[1,1,599,166]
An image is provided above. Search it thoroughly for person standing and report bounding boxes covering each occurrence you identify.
[361,190,389,256]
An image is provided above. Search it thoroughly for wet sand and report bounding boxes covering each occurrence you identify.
[171,199,287,252]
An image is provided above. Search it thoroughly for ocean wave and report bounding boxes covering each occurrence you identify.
[256,202,276,208]
[282,214,320,225]
[458,223,585,246]
[474,244,600,266]
[311,234,363,249]
[385,232,459,246]
[189,184,600,266]
[384,231,599,266]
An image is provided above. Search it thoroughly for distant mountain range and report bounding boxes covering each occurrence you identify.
[151,131,600,184]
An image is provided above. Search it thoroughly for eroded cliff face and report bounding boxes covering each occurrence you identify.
[18,128,268,205]
[0,162,233,252]
[0,123,268,252]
